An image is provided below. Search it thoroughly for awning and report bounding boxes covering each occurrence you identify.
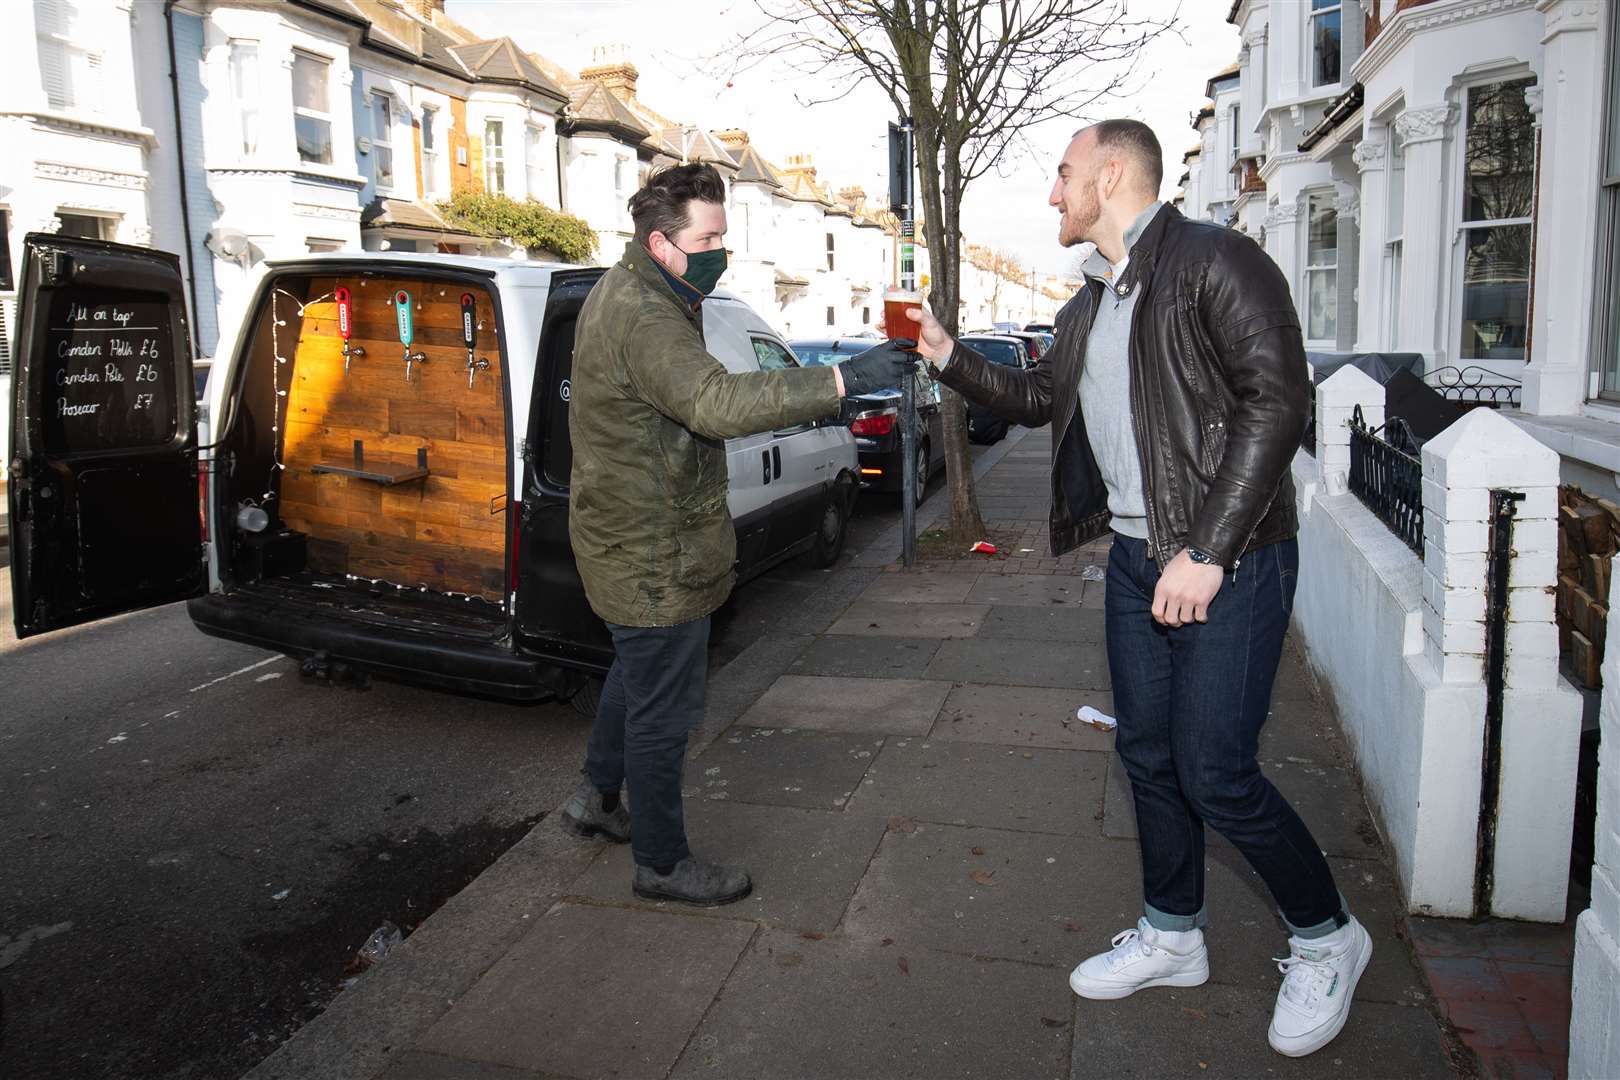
[360,197,480,240]
[774,269,809,288]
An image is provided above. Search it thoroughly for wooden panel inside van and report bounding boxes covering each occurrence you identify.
[275,276,507,601]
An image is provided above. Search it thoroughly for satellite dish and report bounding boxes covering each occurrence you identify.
[207,226,249,258]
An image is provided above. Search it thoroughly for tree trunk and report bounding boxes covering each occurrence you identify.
[936,144,985,544]
[910,107,985,545]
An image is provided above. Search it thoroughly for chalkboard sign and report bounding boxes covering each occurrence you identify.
[42,289,178,454]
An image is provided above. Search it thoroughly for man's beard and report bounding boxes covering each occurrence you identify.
[1058,188,1100,248]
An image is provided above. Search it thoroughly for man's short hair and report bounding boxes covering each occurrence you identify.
[629,163,727,248]
[1087,119,1164,197]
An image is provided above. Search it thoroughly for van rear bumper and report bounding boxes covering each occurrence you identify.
[187,593,575,702]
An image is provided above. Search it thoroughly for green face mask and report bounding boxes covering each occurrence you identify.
[676,244,728,295]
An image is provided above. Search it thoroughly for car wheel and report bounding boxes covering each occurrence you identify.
[569,677,603,718]
[912,442,930,507]
[809,485,849,568]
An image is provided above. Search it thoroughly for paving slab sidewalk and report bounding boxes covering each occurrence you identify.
[246,427,1469,1080]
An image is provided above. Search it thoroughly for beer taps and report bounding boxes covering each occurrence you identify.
[461,292,489,389]
[335,286,365,373]
[394,289,426,382]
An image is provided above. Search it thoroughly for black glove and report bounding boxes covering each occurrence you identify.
[839,340,918,397]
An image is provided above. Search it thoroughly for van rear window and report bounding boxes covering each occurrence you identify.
[42,290,178,454]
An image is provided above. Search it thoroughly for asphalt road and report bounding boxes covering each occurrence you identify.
[0,472,951,1080]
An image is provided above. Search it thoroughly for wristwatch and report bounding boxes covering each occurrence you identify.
[1185,547,1220,567]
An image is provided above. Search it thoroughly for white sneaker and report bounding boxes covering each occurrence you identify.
[1268,916,1372,1057]
[1068,918,1210,1000]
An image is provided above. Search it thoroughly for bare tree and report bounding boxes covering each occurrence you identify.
[723,0,1176,542]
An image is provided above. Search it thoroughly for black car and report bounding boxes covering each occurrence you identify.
[791,338,944,506]
[957,334,1029,444]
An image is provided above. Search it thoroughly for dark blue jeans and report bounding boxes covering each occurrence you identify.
[1105,535,1346,938]
[584,616,710,869]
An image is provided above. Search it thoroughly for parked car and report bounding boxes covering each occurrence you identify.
[791,338,944,506]
[1024,321,1054,333]
[7,235,859,708]
[1001,330,1048,365]
[957,334,1030,443]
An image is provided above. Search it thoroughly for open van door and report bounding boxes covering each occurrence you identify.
[8,234,202,638]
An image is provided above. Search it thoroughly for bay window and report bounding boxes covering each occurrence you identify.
[1597,11,1620,396]
[1385,135,1405,347]
[526,125,545,201]
[1305,192,1338,343]
[1457,77,1535,362]
[371,94,395,191]
[483,119,505,194]
[35,0,103,113]
[421,107,440,199]
[292,52,333,165]
[230,41,260,157]
[1310,0,1341,88]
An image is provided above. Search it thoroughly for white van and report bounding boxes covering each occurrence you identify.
[6,236,858,705]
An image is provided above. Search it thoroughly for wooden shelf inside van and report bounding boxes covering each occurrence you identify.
[311,440,429,486]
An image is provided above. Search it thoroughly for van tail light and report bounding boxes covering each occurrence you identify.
[850,408,898,437]
[197,459,210,544]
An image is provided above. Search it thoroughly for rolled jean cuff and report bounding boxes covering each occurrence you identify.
[1284,893,1351,940]
[1144,902,1208,933]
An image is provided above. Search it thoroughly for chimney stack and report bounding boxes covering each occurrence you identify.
[580,44,639,100]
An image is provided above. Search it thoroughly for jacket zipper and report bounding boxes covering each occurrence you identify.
[1053,279,1103,457]
[1122,261,1164,564]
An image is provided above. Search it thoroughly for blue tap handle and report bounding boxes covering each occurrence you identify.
[394,290,413,347]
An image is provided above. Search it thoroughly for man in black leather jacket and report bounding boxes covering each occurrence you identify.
[905,120,1368,1058]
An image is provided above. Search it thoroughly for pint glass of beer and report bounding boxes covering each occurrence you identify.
[882,287,924,341]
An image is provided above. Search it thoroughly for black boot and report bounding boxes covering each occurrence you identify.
[632,857,752,906]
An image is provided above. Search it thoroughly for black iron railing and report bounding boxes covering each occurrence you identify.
[1349,403,1424,554]
[1424,365,1522,410]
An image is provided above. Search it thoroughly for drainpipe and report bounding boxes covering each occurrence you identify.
[164,0,202,359]
[555,112,568,217]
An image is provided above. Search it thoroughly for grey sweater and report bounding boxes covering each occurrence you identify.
[1077,201,1162,541]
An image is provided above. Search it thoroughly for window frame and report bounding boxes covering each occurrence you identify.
[1384,132,1406,350]
[1452,75,1538,368]
[751,336,800,372]
[1309,0,1342,91]
[525,123,546,202]
[55,211,115,241]
[1594,6,1620,399]
[370,92,396,192]
[483,118,505,195]
[826,231,835,271]
[229,40,260,157]
[1303,190,1339,346]
[291,50,334,166]
[35,0,104,113]
[420,105,440,199]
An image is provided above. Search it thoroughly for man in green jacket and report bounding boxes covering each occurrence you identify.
[560,163,913,905]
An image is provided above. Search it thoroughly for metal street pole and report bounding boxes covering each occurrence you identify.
[891,117,918,567]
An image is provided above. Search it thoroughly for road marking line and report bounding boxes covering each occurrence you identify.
[188,656,282,694]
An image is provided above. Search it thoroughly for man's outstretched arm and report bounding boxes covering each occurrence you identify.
[908,305,1056,430]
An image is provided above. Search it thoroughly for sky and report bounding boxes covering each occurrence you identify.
[446,0,1239,281]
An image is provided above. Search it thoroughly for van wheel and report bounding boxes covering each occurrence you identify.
[569,677,603,719]
[808,489,848,568]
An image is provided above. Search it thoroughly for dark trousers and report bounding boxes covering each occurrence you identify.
[1105,535,1345,938]
[584,616,710,869]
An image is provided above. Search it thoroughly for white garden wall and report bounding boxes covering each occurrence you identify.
[1290,368,1580,919]
[1570,553,1620,1077]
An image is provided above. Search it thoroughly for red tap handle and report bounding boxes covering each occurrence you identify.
[460,292,476,352]
[335,286,352,342]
